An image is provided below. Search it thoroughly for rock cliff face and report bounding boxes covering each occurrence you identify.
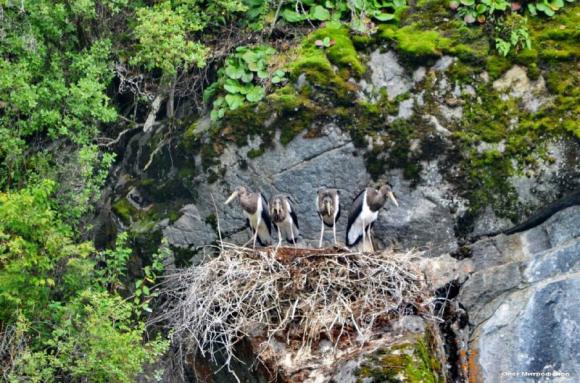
[103,48,579,257]
[460,206,580,383]
[97,5,579,381]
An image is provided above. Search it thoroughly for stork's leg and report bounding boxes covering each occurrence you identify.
[319,220,324,248]
[361,219,366,253]
[290,224,296,247]
[367,227,375,252]
[332,216,337,246]
[277,225,282,247]
[253,216,261,250]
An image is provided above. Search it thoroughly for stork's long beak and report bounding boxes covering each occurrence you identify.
[224,190,239,205]
[388,191,399,207]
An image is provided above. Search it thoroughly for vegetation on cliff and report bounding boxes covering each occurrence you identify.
[1,0,578,380]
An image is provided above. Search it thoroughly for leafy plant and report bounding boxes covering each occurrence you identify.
[131,2,209,77]
[494,14,532,56]
[133,242,170,313]
[279,0,407,31]
[528,0,572,16]
[452,0,574,23]
[0,181,170,381]
[207,45,287,121]
[315,36,337,48]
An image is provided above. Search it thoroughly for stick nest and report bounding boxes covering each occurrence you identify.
[158,244,432,376]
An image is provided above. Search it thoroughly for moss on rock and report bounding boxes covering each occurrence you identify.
[379,23,452,62]
[356,331,444,383]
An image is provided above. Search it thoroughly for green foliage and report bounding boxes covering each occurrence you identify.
[528,0,573,16]
[453,0,574,24]
[134,242,169,313]
[131,1,209,77]
[455,0,510,23]
[241,0,271,30]
[207,45,287,121]
[0,181,170,381]
[7,292,168,383]
[280,0,407,32]
[95,232,133,290]
[494,14,532,55]
[0,1,118,190]
[0,180,93,323]
[450,0,573,56]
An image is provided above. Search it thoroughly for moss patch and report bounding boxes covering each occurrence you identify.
[379,23,452,62]
[112,198,138,226]
[307,22,366,77]
[356,333,443,383]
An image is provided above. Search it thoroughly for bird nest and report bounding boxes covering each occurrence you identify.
[158,244,433,379]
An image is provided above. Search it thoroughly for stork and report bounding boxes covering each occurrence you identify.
[225,186,271,248]
[346,184,398,252]
[316,188,340,247]
[269,194,300,247]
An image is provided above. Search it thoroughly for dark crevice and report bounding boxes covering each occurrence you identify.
[435,280,469,383]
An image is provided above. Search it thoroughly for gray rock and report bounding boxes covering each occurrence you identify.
[368,50,412,100]
[413,66,427,83]
[474,278,580,383]
[433,56,455,72]
[492,65,552,112]
[471,205,513,238]
[509,140,580,211]
[397,98,415,119]
[375,163,466,256]
[462,206,580,382]
[438,103,463,121]
[163,204,216,248]
[524,240,580,283]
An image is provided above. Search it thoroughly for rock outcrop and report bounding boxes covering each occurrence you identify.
[460,206,580,383]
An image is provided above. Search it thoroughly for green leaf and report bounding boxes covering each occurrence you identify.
[225,94,245,110]
[373,11,396,21]
[460,0,475,5]
[536,3,555,15]
[257,70,269,79]
[247,61,260,71]
[225,65,244,79]
[241,72,254,83]
[527,3,537,15]
[245,86,265,102]
[310,5,331,20]
[241,50,259,65]
[281,9,305,22]
[224,79,243,93]
[476,4,487,13]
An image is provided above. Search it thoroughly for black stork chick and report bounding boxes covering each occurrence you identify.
[225,186,271,248]
[346,184,398,252]
[316,188,340,247]
[269,194,300,246]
